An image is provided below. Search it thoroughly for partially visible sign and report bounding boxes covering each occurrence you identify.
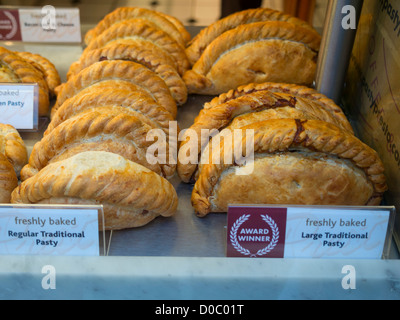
[0,9,22,41]
[0,7,81,43]
[0,205,104,256]
[227,205,394,259]
[0,83,38,130]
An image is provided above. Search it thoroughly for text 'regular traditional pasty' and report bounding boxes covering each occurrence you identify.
[192,119,387,217]
[12,151,178,230]
[183,21,321,95]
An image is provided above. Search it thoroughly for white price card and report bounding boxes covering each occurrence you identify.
[227,205,395,259]
[0,83,38,130]
[0,204,104,256]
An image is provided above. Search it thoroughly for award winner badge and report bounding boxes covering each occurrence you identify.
[227,207,287,258]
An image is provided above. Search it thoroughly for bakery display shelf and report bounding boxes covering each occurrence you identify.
[1,29,400,300]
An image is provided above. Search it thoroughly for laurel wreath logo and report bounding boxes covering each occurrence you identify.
[230,214,279,257]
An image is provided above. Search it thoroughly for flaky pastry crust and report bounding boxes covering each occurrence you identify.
[84,7,188,47]
[204,82,354,134]
[21,108,176,181]
[192,119,387,217]
[0,152,18,203]
[83,19,190,76]
[186,7,317,65]
[68,43,187,105]
[53,60,177,118]
[12,151,178,230]
[177,90,353,183]
[14,51,61,97]
[0,123,28,177]
[0,46,49,116]
[47,85,174,136]
[183,21,321,95]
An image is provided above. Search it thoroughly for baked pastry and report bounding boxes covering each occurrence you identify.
[46,85,175,137]
[0,123,28,176]
[67,43,187,105]
[14,51,61,97]
[183,21,321,95]
[52,60,177,118]
[177,89,353,183]
[12,151,178,230]
[82,19,190,76]
[0,152,18,203]
[192,119,387,217]
[186,7,317,65]
[0,46,50,116]
[84,7,190,47]
[21,107,175,181]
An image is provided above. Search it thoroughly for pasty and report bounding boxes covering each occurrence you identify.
[12,151,178,230]
[52,60,177,118]
[0,123,28,176]
[14,51,61,97]
[21,108,175,181]
[183,21,321,95]
[83,19,190,76]
[46,85,174,136]
[186,7,317,65]
[0,46,50,116]
[177,88,353,183]
[84,7,190,47]
[0,152,18,203]
[192,119,387,217]
[68,43,187,105]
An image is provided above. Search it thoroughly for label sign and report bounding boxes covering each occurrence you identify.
[0,9,22,41]
[0,84,38,130]
[0,205,103,256]
[227,205,394,259]
[0,7,81,43]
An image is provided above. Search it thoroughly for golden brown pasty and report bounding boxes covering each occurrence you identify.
[177,89,353,183]
[0,123,28,177]
[0,46,50,116]
[186,7,317,66]
[12,151,178,230]
[67,43,187,105]
[83,19,190,76]
[84,7,190,47]
[183,21,321,95]
[14,51,61,97]
[46,85,175,136]
[52,60,177,118]
[192,119,387,217]
[21,108,176,181]
[0,152,18,203]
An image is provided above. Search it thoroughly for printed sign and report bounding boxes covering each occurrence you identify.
[0,7,81,43]
[0,205,104,256]
[0,9,22,41]
[0,84,38,130]
[227,205,394,259]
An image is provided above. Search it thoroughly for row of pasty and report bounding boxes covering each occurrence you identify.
[0,7,388,231]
